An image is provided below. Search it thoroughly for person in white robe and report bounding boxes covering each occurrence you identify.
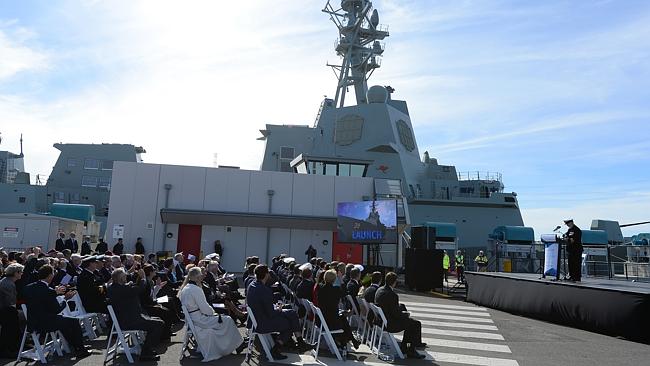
[179,267,245,361]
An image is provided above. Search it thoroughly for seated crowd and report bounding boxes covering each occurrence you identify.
[0,244,424,362]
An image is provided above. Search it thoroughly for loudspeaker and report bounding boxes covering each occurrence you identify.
[405,248,444,291]
[410,226,437,249]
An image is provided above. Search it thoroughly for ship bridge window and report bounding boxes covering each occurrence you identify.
[350,164,365,177]
[339,163,350,176]
[67,158,79,167]
[84,158,99,170]
[325,163,337,176]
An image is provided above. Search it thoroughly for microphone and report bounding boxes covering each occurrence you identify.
[552,225,561,232]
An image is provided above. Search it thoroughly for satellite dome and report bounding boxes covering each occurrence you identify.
[367,85,388,103]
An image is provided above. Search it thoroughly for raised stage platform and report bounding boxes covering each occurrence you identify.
[465,272,650,344]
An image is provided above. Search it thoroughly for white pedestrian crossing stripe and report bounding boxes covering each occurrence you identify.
[396,335,511,353]
[271,297,519,366]
[426,351,520,366]
[410,311,495,323]
[419,319,500,331]
[421,328,505,340]
[407,306,493,317]
[401,300,487,311]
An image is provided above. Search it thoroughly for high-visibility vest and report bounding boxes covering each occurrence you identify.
[443,254,450,269]
[455,255,464,267]
[475,255,488,265]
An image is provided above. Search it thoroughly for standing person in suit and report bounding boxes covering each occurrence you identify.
[318,270,360,349]
[362,271,382,304]
[0,263,24,358]
[76,256,107,314]
[246,265,315,360]
[214,240,223,257]
[135,237,145,255]
[55,232,66,252]
[304,245,317,262]
[80,236,92,255]
[375,272,425,359]
[112,238,124,255]
[564,219,583,282]
[95,238,108,254]
[22,265,91,359]
[65,232,79,253]
[107,268,164,361]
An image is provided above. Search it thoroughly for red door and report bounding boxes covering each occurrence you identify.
[177,224,202,260]
[332,232,363,263]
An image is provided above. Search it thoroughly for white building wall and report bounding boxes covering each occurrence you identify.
[108,162,373,271]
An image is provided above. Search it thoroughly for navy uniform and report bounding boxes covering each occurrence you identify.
[564,220,583,281]
[77,257,108,313]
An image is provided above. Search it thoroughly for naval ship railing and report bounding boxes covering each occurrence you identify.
[457,171,502,182]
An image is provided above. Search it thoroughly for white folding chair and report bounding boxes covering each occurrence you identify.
[300,298,316,341]
[310,303,344,361]
[103,305,143,364]
[245,306,278,363]
[17,304,71,364]
[356,297,371,342]
[179,305,208,361]
[62,293,102,340]
[346,294,362,329]
[368,303,405,360]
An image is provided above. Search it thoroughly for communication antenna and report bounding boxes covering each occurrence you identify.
[213,153,218,168]
[323,0,389,107]
[19,133,24,157]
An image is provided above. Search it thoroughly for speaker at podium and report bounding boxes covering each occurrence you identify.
[405,247,443,292]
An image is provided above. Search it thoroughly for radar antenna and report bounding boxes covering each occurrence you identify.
[323,0,389,107]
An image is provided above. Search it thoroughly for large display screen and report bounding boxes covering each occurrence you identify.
[337,200,398,244]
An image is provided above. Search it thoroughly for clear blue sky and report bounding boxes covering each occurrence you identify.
[1,0,649,236]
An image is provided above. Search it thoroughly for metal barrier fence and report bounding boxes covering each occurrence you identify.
[479,243,650,283]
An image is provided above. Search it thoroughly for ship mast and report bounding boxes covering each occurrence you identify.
[323,0,389,107]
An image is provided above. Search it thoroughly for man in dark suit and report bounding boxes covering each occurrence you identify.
[246,265,314,360]
[95,238,108,254]
[375,272,425,359]
[65,232,79,253]
[22,265,91,358]
[107,268,164,361]
[295,267,314,301]
[55,232,66,252]
[112,238,124,255]
[80,236,92,255]
[135,237,145,255]
[363,271,382,304]
[346,268,362,297]
[76,256,107,314]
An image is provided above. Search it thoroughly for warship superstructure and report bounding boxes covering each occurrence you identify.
[259,0,525,255]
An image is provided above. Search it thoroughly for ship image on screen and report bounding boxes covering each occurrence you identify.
[337,200,397,244]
